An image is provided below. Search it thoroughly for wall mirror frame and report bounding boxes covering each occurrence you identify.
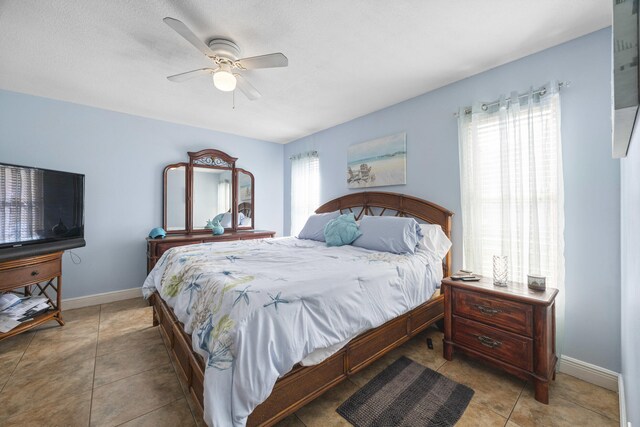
[162,149,255,234]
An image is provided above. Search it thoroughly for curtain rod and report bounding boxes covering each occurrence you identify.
[289,150,318,160]
[453,81,570,118]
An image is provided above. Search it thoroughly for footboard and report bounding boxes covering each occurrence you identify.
[149,291,444,426]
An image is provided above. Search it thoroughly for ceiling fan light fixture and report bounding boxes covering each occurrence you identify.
[213,69,237,92]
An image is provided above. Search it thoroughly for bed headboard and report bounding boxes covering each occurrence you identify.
[316,191,454,277]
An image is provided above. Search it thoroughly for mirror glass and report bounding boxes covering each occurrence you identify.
[237,170,253,229]
[192,167,233,230]
[165,165,186,231]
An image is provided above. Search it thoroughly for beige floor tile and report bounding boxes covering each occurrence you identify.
[119,398,196,427]
[17,328,97,372]
[99,301,153,338]
[273,413,306,427]
[393,328,447,371]
[436,354,525,418]
[509,386,618,427]
[90,364,184,427]
[456,400,507,427]
[94,341,171,387]
[0,356,95,422]
[97,324,162,356]
[100,297,149,315]
[1,389,91,427]
[550,372,619,421]
[296,379,359,427]
[0,331,35,391]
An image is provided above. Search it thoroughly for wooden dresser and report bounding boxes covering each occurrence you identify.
[146,230,275,273]
[442,276,558,403]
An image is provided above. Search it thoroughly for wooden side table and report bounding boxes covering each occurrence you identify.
[442,276,558,403]
[0,251,65,340]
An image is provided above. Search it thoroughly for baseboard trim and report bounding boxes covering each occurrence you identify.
[619,374,628,427]
[62,287,142,310]
[558,355,619,391]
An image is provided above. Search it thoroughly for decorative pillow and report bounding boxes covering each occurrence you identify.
[418,224,452,260]
[298,210,340,241]
[352,216,424,254]
[324,213,362,247]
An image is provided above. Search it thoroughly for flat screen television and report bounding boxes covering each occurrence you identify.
[0,163,85,261]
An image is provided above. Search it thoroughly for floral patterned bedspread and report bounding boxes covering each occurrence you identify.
[142,237,441,427]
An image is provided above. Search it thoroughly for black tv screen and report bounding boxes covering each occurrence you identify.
[0,163,85,258]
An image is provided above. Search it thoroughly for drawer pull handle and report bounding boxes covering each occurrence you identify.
[475,304,502,315]
[477,335,502,349]
[31,270,39,276]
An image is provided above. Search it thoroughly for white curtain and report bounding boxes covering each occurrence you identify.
[458,82,565,355]
[290,151,320,236]
[217,179,231,215]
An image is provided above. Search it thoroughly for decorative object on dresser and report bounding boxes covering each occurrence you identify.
[148,191,453,426]
[0,252,64,339]
[527,274,546,292]
[492,255,508,287]
[442,275,558,404]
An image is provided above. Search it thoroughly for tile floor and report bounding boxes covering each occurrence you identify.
[0,298,620,427]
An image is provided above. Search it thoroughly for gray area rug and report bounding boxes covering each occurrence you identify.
[337,356,474,427]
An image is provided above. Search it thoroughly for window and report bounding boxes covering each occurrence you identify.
[458,85,564,293]
[290,151,319,236]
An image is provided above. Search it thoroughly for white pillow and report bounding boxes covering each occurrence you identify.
[418,224,452,260]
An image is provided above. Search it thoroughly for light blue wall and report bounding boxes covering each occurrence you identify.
[621,123,640,423]
[284,29,621,372]
[0,90,284,299]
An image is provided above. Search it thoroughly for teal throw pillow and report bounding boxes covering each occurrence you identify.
[324,213,362,247]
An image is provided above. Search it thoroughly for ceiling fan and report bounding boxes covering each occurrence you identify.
[163,17,288,100]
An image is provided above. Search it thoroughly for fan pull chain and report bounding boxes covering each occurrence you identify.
[233,89,236,109]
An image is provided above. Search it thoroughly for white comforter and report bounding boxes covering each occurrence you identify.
[142,237,442,426]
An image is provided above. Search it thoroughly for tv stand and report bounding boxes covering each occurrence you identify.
[0,251,64,340]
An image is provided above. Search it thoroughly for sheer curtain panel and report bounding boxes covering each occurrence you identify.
[290,151,320,236]
[457,82,565,355]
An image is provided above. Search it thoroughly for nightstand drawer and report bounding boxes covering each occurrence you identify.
[0,257,60,289]
[453,316,533,371]
[452,288,533,336]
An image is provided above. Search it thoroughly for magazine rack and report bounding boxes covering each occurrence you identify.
[0,251,64,340]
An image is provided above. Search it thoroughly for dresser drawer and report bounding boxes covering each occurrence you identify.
[0,257,61,289]
[453,316,533,371]
[452,288,533,336]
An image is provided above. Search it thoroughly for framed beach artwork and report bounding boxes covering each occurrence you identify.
[347,132,406,188]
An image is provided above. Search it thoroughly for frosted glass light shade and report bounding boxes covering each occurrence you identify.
[213,71,237,92]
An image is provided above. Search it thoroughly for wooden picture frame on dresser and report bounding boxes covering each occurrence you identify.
[442,276,558,404]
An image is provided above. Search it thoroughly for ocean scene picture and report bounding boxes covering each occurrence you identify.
[347,132,406,188]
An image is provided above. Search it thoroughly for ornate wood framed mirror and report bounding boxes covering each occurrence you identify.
[162,149,255,234]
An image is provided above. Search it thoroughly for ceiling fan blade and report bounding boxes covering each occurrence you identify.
[237,53,288,70]
[163,17,215,57]
[167,68,217,82]
[235,74,261,100]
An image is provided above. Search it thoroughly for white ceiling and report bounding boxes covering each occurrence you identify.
[0,1,610,143]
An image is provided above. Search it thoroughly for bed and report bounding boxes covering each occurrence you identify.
[145,192,453,426]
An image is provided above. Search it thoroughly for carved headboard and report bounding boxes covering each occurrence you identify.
[315,191,454,277]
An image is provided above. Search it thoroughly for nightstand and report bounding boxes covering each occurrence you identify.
[442,276,558,403]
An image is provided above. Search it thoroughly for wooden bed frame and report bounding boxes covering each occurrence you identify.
[149,191,453,426]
